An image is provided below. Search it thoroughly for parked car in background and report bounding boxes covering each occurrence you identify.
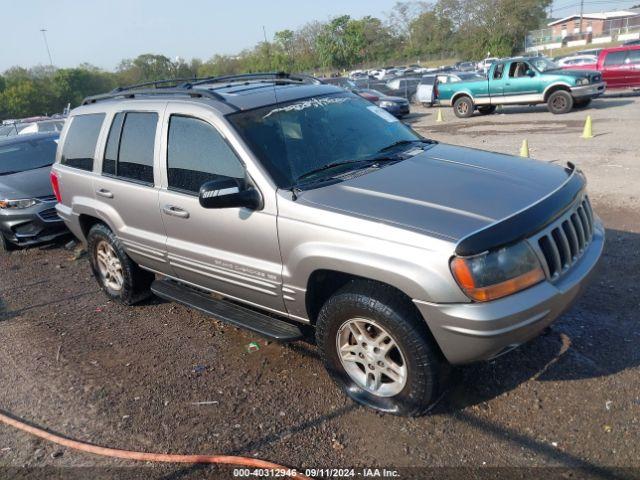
[0,133,67,251]
[454,61,477,72]
[623,39,640,46]
[437,56,605,117]
[562,45,640,89]
[557,55,598,67]
[477,57,499,74]
[356,88,410,117]
[417,71,486,106]
[18,119,66,135]
[577,48,603,57]
[53,73,603,416]
[320,77,357,90]
[385,77,422,101]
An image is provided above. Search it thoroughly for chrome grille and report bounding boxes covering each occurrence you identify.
[536,196,594,279]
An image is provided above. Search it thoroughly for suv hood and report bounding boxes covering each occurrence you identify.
[0,166,55,199]
[298,143,572,242]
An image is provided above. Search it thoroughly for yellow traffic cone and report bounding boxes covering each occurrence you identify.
[581,115,593,139]
[436,108,444,123]
[519,139,529,158]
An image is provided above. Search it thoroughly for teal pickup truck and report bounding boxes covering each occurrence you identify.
[437,56,606,118]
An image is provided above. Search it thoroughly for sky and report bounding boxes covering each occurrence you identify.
[3,0,639,72]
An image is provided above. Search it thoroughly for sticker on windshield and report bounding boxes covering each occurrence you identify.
[263,96,350,119]
[367,105,399,123]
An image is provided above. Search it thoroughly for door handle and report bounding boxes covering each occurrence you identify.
[96,188,114,199]
[162,205,190,219]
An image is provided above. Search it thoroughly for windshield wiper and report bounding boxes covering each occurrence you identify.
[296,159,373,183]
[377,139,433,154]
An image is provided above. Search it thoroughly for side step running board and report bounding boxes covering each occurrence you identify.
[151,279,303,342]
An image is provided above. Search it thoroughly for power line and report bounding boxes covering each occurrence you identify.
[40,28,53,66]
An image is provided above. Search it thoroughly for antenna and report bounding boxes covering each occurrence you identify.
[40,28,54,67]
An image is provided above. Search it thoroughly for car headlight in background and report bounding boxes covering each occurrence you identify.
[575,77,590,86]
[450,241,545,302]
[379,101,395,108]
[0,198,38,209]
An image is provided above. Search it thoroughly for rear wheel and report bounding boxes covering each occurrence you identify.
[453,96,474,118]
[478,105,496,115]
[87,223,154,305]
[547,90,573,114]
[573,98,592,109]
[316,280,448,416]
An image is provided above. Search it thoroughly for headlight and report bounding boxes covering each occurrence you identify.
[450,241,545,302]
[379,101,395,108]
[575,78,590,86]
[0,198,38,209]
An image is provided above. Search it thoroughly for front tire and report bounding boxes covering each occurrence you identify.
[316,280,448,416]
[547,90,573,114]
[0,233,17,254]
[453,96,474,118]
[87,223,154,305]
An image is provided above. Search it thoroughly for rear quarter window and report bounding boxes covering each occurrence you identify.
[603,51,628,66]
[60,113,105,171]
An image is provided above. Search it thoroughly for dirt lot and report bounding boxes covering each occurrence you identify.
[1,94,639,479]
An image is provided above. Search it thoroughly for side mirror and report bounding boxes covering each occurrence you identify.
[199,177,263,210]
[526,69,536,77]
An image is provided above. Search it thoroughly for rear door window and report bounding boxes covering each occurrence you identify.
[604,51,628,66]
[167,115,244,194]
[102,112,157,184]
[60,113,105,171]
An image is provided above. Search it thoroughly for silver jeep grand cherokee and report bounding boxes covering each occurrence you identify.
[52,73,604,416]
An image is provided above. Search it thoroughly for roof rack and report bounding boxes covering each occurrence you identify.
[81,72,322,106]
[81,87,228,106]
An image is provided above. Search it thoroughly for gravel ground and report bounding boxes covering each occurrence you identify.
[1,94,639,480]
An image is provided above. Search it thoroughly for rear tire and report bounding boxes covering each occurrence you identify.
[478,105,496,115]
[547,90,573,114]
[87,223,154,305]
[316,280,448,416]
[573,98,592,109]
[453,96,474,118]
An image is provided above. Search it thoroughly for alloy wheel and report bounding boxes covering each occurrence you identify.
[95,240,124,291]
[336,318,408,397]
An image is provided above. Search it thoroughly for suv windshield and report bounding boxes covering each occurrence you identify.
[228,93,422,188]
[0,136,58,175]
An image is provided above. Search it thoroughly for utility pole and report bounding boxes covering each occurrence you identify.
[40,28,53,66]
[578,0,584,34]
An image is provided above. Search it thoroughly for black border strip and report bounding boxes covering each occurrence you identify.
[455,165,585,256]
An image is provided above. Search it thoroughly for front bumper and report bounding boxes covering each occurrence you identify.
[381,103,410,117]
[0,201,68,247]
[571,81,606,99]
[414,220,604,365]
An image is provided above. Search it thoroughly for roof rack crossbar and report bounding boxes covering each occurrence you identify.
[110,78,198,93]
[190,72,322,86]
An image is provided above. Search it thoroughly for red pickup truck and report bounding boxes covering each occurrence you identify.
[563,45,640,88]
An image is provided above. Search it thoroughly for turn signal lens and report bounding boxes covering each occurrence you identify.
[451,242,545,302]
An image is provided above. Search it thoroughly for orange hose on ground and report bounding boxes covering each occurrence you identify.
[0,410,310,479]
